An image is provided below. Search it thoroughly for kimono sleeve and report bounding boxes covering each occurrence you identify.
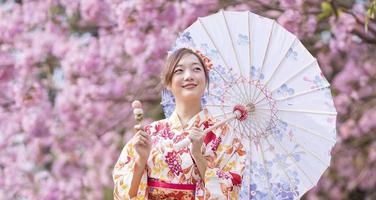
[113,139,148,200]
[202,129,247,199]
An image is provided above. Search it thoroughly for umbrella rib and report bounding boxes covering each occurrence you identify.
[207,91,239,106]
[238,118,253,140]
[250,110,271,134]
[245,121,257,200]
[247,133,253,200]
[198,18,249,102]
[263,37,297,87]
[208,67,248,105]
[280,119,336,143]
[248,12,253,108]
[289,136,329,167]
[264,137,298,192]
[248,116,274,199]
[254,85,333,113]
[257,139,274,199]
[255,107,336,116]
[243,118,258,140]
[221,10,244,79]
[269,134,315,185]
[254,114,302,191]
[258,115,331,169]
[248,12,252,73]
[274,85,330,102]
[209,65,231,86]
[252,21,275,103]
[221,11,250,100]
[271,59,317,92]
[259,21,275,78]
[205,104,232,108]
[246,144,252,200]
[252,96,271,108]
[253,37,297,108]
[276,108,337,115]
[253,59,317,106]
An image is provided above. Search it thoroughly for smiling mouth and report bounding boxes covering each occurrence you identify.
[182,84,197,89]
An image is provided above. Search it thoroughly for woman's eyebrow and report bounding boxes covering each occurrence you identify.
[176,62,201,67]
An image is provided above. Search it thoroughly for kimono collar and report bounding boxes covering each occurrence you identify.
[168,108,210,131]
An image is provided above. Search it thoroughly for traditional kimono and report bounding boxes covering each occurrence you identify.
[113,108,246,200]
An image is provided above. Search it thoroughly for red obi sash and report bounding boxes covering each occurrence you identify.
[147,178,196,200]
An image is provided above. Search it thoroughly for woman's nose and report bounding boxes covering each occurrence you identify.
[183,70,194,80]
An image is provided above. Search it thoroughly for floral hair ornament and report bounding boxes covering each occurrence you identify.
[191,48,213,71]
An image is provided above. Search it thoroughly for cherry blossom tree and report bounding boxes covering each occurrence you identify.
[0,0,375,199]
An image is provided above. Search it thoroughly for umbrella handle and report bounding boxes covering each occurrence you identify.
[172,113,239,150]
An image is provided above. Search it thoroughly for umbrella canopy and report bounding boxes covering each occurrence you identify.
[162,10,337,200]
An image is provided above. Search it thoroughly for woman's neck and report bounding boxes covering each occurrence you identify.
[175,100,201,126]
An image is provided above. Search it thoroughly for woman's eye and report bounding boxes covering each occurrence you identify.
[194,67,202,71]
[174,69,183,73]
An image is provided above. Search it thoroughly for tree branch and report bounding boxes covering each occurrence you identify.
[352,29,376,43]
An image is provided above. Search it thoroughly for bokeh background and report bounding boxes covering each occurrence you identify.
[0,0,375,199]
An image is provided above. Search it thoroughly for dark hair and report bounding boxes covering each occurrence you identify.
[161,48,209,88]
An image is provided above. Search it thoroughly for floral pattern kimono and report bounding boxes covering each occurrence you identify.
[113,108,246,200]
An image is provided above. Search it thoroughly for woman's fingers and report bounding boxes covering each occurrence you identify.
[135,130,149,139]
[189,129,204,139]
[134,130,150,145]
[134,124,142,131]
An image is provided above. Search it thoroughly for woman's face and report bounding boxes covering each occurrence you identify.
[168,53,206,102]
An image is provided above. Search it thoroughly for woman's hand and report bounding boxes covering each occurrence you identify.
[188,127,207,179]
[133,128,152,166]
[188,127,205,156]
[128,126,151,198]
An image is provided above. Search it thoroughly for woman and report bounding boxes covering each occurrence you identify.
[113,48,246,199]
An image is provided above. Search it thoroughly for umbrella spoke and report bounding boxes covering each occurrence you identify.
[221,10,245,80]
[253,59,317,105]
[270,59,317,93]
[241,118,258,140]
[279,119,336,143]
[259,21,275,80]
[264,137,298,192]
[221,10,251,101]
[199,19,249,102]
[238,118,253,140]
[246,12,253,104]
[277,108,337,115]
[289,136,329,167]
[253,96,271,108]
[257,136,274,199]
[207,92,239,106]
[270,133,315,185]
[274,85,330,102]
[263,38,297,87]
[247,113,274,198]
[252,22,275,104]
[209,67,250,105]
